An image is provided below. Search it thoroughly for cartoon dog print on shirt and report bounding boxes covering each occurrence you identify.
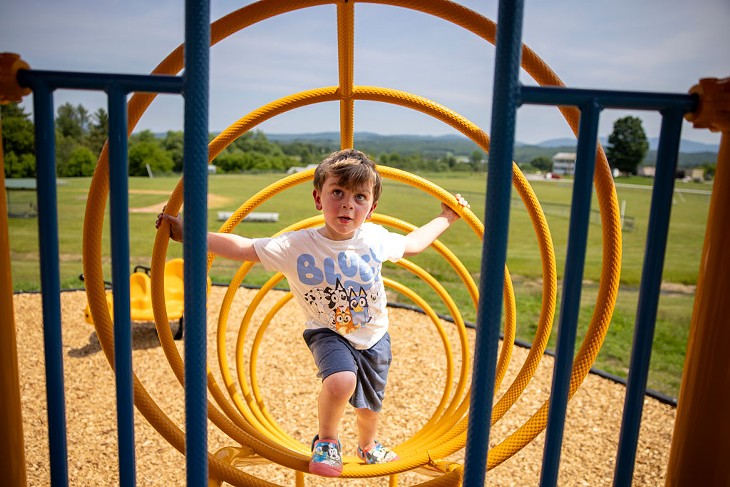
[334,306,358,335]
[304,279,373,336]
[348,287,371,327]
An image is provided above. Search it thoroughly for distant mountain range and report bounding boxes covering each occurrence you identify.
[264,132,719,167]
[266,132,719,153]
[530,137,719,154]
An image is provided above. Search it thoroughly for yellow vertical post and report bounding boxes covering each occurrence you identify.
[666,77,730,486]
[336,0,355,150]
[0,52,30,487]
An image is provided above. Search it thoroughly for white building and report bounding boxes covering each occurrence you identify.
[552,152,576,176]
[286,163,319,174]
[638,166,656,177]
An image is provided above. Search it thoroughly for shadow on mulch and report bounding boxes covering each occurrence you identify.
[68,321,181,357]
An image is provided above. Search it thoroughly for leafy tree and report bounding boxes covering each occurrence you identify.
[470,150,486,172]
[445,154,457,169]
[61,146,97,177]
[249,131,277,154]
[162,131,184,172]
[3,152,36,178]
[381,152,402,168]
[55,135,81,177]
[86,108,109,157]
[55,103,89,140]
[128,138,173,176]
[1,103,35,178]
[606,116,649,175]
[54,104,96,176]
[129,129,159,145]
[530,156,553,172]
[280,141,330,166]
[214,152,247,173]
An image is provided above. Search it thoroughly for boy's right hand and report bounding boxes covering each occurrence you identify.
[155,208,184,242]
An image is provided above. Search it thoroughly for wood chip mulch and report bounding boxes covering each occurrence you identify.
[13,287,676,486]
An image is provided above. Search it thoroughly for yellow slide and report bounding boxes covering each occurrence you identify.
[83,258,211,340]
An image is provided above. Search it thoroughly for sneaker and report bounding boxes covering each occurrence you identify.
[357,441,399,464]
[309,435,343,477]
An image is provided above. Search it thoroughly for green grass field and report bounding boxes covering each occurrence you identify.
[7,171,711,399]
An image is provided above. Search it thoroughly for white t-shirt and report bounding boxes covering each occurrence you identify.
[253,223,406,350]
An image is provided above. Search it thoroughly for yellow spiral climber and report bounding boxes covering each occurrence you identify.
[81,1,621,485]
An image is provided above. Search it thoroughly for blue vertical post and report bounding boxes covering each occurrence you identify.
[32,85,69,486]
[107,85,136,487]
[183,0,210,484]
[539,101,601,487]
[613,109,684,486]
[462,0,524,484]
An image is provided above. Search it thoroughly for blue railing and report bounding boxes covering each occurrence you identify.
[14,0,698,485]
[463,1,696,486]
[16,1,209,485]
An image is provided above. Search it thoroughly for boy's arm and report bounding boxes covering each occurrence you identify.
[207,232,260,262]
[156,212,260,262]
[403,194,469,257]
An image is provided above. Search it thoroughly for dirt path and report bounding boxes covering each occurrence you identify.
[14,288,675,485]
[129,191,233,213]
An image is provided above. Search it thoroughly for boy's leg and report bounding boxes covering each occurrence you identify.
[355,407,399,465]
[304,329,360,476]
[317,371,356,440]
[309,370,355,477]
[355,407,379,451]
[354,407,399,464]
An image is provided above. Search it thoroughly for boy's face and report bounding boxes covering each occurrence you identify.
[313,175,377,241]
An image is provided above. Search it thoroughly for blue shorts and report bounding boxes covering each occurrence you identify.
[303,328,392,412]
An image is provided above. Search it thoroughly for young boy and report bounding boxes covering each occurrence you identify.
[156,149,468,477]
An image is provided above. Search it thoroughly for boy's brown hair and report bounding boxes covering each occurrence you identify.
[313,149,382,203]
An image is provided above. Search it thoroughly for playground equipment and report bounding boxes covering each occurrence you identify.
[0,1,728,486]
[82,258,211,340]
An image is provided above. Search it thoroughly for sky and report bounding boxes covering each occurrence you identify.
[1,0,728,148]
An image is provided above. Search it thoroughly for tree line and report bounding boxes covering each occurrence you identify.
[2,102,487,179]
[7,103,712,179]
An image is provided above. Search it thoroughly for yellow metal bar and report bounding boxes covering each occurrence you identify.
[0,110,28,487]
[336,0,355,149]
[389,473,399,486]
[666,78,730,486]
